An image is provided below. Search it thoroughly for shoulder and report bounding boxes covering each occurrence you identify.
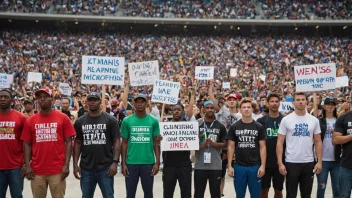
[337,111,351,121]
[215,120,226,128]
[256,115,266,124]
[12,110,26,119]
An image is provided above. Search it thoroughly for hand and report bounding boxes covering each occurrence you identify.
[151,163,160,176]
[257,165,265,178]
[61,164,69,180]
[205,138,213,147]
[73,165,81,180]
[314,162,322,175]
[122,164,129,177]
[107,162,118,177]
[279,164,287,176]
[21,164,26,178]
[228,166,234,178]
[25,165,35,180]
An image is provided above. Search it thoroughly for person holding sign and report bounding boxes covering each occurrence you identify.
[121,94,161,198]
[194,100,227,198]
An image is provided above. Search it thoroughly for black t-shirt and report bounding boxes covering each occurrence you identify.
[74,112,120,171]
[257,113,284,168]
[162,150,191,167]
[61,110,72,118]
[78,107,88,118]
[227,120,267,166]
[334,111,352,169]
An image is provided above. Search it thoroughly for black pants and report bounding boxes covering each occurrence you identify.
[162,165,192,198]
[194,169,222,198]
[285,162,315,198]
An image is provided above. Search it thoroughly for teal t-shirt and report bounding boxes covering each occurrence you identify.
[121,114,160,164]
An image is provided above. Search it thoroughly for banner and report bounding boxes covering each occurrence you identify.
[279,102,295,113]
[336,76,349,88]
[230,68,237,77]
[27,72,42,83]
[294,63,336,92]
[81,55,125,85]
[152,80,180,105]
[195,66,214,80]
[222,82,230,89]
[128,60,159,86]
[59,83,72,96]
[160,122,199,151]
[0,74,14,88]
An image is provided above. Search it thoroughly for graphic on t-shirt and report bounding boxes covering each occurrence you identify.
[266,121,279,139]
[235,129,258,148]
[348,122,352,127]
[35,123,58,142]
[200,127,220,142]
[0,121,16,140]
[131,126,151,143]
[226,115,238,129]
[292,123,310,137]
[325,122,335,138]
[81,124,107,145]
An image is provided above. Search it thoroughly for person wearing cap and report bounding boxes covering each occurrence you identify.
[21,88,76,198]
[121,93,160,198]
[0,89,27,198]
[73,92,121,198]
[312,94,341,198]
[23,99,35,119]
[194,100,227,198]
[227,97,267,198]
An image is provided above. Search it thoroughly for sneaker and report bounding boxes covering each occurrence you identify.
[221,194,225,197]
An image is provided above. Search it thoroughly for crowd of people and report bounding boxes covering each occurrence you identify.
[1,0,352,19]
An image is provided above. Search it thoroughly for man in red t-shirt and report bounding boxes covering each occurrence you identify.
[21,88,76,198]
[0,89,27,198]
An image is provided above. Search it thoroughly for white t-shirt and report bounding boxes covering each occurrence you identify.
[322,118,336,161]
[278,112,321,163]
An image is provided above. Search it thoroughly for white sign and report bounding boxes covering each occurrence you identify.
[230,68,237,77]
[294,63,336,92]
[152,80,180,105]
[160,122,199,151]
[259,75,266,82]
[81,55,125,85]
[59,83,72,96]
[195,66,214,80]
[0,74,14,88]
[279,102,295,113]
[27,72,42,83]
[336,76,349,88]
[222,82,230,89]
[128,60,159,86]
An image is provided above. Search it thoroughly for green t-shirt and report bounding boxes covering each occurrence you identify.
[121,114,160,164]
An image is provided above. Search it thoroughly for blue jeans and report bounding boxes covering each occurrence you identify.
[233,164,261,198]
[340,166,352,198]
[0,168,24,198]
[80,167,114,198]
[125,164,154,198]
[316,161,340,198]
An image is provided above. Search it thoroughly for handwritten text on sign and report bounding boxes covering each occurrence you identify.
[0,74,14,88]
[160,122,199,151]
[279,102,295,113]
[59,83,72,96]
[128,60,159,86]
[152,80,180,105]
[195,66,214,80]
[294,63,336,92]
[81,55,125,85]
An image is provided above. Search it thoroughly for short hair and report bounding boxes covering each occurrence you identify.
[172,103,185,110]
[0,89,13,99]
[293,92,308,101]
[61,97,70,102]
[240,97,255,108]
[267,93,281,102]
[260,95,267,100]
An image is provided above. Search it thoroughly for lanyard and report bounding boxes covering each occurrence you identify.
[203,121,215,137]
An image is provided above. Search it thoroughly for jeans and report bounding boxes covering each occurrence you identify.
[80,167,114,198]
[233,164,261,198]
[340,166,352,198]
[125,164,154,198]
[316,161,340,198]
[0,168,24,198]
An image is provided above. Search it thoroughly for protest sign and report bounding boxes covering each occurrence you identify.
[279,102,294,113]
[160,122,199,151]
[294,63,336,92]
[222,82,230,89]
[81,55,125,85]
[27,72,42,83]
[230,68,237,77]
[259,75,266,82]
[195,66,214,80]
[0,74,14,88]
[128,60,159,86]
[59,83,72,96]
[152,80,180,105]
[336,76,349,88]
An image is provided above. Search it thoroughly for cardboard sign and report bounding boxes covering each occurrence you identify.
[195,66,214,80]
[59,83,72,96]
[151,80,180,105]
[81,55,125,85]
[0,74,14,88]
[230,68,237,77]
[294,63,336,92]
[222,82,230,89]
[160,122,199,151]
[128,60,159,86]
[279,102,295,113]
[27,72,42,83]
[336,76,349,88]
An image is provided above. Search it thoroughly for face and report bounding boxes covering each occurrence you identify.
[260,98,267,106]
[240,102,253,118]
[268,97,280,112]
[172,105,183,120]
[226,97,237,108]
[61,99,70,111]
[324,103,336,113]
[204,104,215,118]
[24,103,34,112]
[293,95,307,111]
[134,98,147,112]
[81,95,87,105]
[87,98,101,112]
[36,92,53,110]
[0,92,12,110]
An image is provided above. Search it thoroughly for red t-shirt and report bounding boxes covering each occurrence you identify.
[0,110,26,170]
[21,110,76,175]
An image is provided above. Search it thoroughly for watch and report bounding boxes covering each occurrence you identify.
[113,160,119,164]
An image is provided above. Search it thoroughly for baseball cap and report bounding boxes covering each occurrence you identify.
[324,97,337,105]
[87,92,101,100]
[35,88,53,97]
[226,94,238,100]
[204,100,215,107]
[134,94,147,102]
[24,100,34,105]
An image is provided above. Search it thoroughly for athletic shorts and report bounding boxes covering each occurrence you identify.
[261,167,285,190]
